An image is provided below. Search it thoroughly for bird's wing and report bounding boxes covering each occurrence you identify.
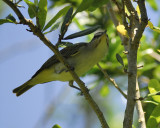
[31,43,87,78]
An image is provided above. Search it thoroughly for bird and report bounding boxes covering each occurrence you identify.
[13,31,109,96]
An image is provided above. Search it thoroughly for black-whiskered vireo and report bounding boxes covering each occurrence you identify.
[13,31,109,96]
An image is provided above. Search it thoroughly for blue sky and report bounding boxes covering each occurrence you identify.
[0,1,160,128]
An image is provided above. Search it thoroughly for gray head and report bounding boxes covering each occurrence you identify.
[90,31,109,47]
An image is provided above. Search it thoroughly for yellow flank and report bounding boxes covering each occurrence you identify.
[29,33,108,84]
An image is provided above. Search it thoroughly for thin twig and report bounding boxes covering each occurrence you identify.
[2,0,109,128]
[97,63,127,99]
[111,0,122,14]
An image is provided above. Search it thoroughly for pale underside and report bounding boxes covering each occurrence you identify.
[28,34,108,85]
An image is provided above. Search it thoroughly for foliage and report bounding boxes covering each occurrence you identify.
[1,0,160,127]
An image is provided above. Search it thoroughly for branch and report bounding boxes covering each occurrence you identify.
[132,0,148,46]
[97,63,127,99]
[111,0,122,14]
[135,80,146,128]
[123,44,137,128]
[106,0,119,27]
[2,0,109,128]
[108,0,148,128]
[123,0,137,17]
[123,1,148,128]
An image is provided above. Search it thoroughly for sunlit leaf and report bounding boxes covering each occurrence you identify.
[24,0,38,18]
[152,26,160,33]
[147,104,160,128]
[64,25,101,40]
[148,21,154,29]
[124,5,130,16]
[153,66,160,81]
[61,7,73,33]
[37,0,47,30]
[136,5,140,17]
[73,17,85,30]
[116,25,128,36]
[43,6,70,32]
[148,21,160,33]
[148,79,160,103]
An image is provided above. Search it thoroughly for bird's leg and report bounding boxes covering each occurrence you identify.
[69,80,83,95]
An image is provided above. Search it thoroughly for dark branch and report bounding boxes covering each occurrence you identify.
[132,0,148,46]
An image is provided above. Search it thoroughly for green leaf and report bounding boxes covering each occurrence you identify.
[88,0,108,12]
[64,25,101,40]
[6,14,16,22]
[116,53,124,67]
[132,125,136,128]
[152,26,160,33]
[24,0,38,19]
[148,21,160,33]
[43,6,71,32]
[52,124,61,128]
[73,17,85,30]
[61,7,73,33]
[74,0,108,16]
[44,22,61,34]
[0,19,15,25]
[75,0,94,14]
[148,21,154,29]
[0,14,17,25]
[100,85,109,97]
[148,79,160,103]
[146,0,158,11]
[147,104,160,128]
[37,0,47,30]
[34,0,38,6]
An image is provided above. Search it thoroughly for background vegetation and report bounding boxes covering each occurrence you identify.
[0,0,160,128]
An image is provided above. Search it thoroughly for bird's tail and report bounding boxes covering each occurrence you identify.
[13,80,34,96]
